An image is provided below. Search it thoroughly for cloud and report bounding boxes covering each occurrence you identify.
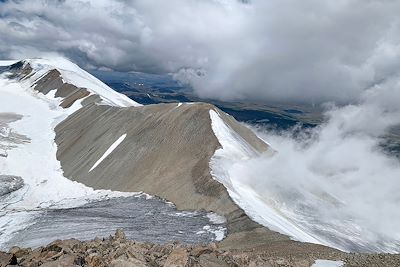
[222,77,400,252]
[1,0,400,103]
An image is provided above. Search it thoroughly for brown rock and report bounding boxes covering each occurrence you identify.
[164,247,189,267]
[126,246,148,262]
[38,255,78,267]
[85,255,107,267]
[0,251,14,266]
[110,258,150,267]
[190,246,212,257]
[115,229,126,240]
[8,246,21,255]
[198,254,229,267]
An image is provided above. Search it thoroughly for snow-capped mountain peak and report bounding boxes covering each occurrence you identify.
[3,57,141,109]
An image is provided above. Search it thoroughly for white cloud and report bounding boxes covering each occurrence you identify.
[1,0,400,103]
[228,78,400,251]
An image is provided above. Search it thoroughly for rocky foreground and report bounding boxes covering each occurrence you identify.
[0,230,399,267]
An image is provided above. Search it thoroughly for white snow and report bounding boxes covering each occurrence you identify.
[209,110,331,247]
[311,260,344,267]
[174,103,183,110]
[24,57,141,107]
[207,213,226,224]
[0,59,140,249]
[202,225,226,241]
[0,60,19,66]
[89,134,127,172]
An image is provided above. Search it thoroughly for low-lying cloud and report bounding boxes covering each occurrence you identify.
[230,76,400,252]
[1,0,400,103]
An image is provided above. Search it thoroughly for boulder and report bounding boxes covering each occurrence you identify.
[164,247,189,267]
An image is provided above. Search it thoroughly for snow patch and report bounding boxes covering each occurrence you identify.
[89,134,127,172]
[311,260,344,267]
[202,225,226,241]
[207,213,226,224]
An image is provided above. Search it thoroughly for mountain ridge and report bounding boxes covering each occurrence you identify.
[0,57,341,258]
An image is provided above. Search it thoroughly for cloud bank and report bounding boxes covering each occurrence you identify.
[220,76,400,252]
[1,0,400,103]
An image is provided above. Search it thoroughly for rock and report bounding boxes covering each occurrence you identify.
[110,258,150,267]
[198,254,229,267]
[126,246,148,262]
[190,246,212,257]
[8,246,21,255]
[15,248,32,258]
[208,243,218,250]
[8,254,18,265]
[42,243,63,253]
[85,255,107,267]
[115,229,126,240]
[6,247,33,264]
[0,252,13,266]
[164,247,189,267]
[39,255,79,267]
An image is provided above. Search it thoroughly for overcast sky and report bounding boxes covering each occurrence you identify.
[1,0,400,103]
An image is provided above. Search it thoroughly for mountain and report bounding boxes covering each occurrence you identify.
[0,57,345,261]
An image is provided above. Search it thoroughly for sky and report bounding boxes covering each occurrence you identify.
[1,0,400,104]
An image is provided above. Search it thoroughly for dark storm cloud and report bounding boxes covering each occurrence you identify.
[1,0,400,103]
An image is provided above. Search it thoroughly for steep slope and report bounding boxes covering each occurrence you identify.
[53,102,290,249]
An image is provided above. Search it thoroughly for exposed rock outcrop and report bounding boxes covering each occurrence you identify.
[2,230,399,267]
[0,230,340,267]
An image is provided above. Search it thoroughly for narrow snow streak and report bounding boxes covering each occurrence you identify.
[89,134,127,172]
